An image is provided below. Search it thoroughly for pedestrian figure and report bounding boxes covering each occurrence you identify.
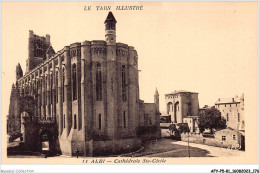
[76,148,79,158]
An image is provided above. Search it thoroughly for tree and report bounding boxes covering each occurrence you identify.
[169,123,177,133]
[198,108,226,134]
[177,123,190,133]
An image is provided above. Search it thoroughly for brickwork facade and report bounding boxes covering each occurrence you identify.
[215,94,245,131]
[165,90,199,123]
[7,12,160,156]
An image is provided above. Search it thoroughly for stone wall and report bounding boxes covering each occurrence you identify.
[181,130,243,149]
[142,103,161,140]
[215,94,245,131]
[92,138,141,156]
[161,128,170,138]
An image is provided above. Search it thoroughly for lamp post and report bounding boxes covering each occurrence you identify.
[188,133,190,158]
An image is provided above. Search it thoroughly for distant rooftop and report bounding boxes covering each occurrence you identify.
[160,112,169,116]
[165,90,198,95]
[215,95,243,104]
[183,115,199,118]
[200,105,214,110]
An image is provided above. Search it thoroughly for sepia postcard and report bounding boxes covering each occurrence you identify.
[1,1,259,167]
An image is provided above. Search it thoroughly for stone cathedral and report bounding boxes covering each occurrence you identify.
[7,12,161,156]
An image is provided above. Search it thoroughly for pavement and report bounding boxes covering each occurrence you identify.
[171,140,244,157]
[7,138,245,158]
[122,138,244,157]
[7,137,20,148]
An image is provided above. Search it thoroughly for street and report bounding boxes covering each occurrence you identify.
[7,138,244,158]
[121,138,244,157]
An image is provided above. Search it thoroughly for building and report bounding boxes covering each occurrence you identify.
[164,90,199,133]
[181,127,245,150]
[165,90,199,123]
[215,94,245,131]
[7,12,160,156]
[214,128,245,150]
[183,116,199,133]
[199,105,214,114]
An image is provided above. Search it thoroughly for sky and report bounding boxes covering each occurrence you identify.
[1,1,258,116]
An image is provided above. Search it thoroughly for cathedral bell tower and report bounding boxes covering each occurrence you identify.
[105,11,117,45]
[104,11,118,145]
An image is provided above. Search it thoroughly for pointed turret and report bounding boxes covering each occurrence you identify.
[8,82,20,134]
[155,87,159,96]
[240,93,244,101]
[105,11,117,45]
[105,11,117,24]
[240,93,244,110]
[154,88,159,112]
[16,63,23,80]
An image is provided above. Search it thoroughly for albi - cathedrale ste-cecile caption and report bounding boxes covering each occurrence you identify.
[82,158,166,164]
[84,6,144,11]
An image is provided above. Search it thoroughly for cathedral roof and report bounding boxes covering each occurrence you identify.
[105,11,117,23]
[165,90,198,95]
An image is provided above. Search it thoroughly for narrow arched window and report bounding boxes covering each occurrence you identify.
[36,80,39,95]
[45,76,47,90]
[39,79,42,116]
[74,114,77,129]
[96,63,102,101]
[167,102,173,114]
[40,77,42,91]
[98,114,102,130]
[50,73,53,105]
[62,67,65,102]
[45,76,47,106]
[122,65,126,101]
[227,113,229,121]
[123,111,126,128]
[64,114,65,128]
[56,72,58,103]
[72,64,77,101]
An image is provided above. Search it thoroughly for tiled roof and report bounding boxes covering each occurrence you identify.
[165,90,198,95]
[215,96,240,104]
